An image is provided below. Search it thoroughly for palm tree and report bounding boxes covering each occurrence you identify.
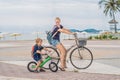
[118,0,120,3]
[99,0,120,33]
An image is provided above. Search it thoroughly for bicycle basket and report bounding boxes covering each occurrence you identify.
[78,39,87,46]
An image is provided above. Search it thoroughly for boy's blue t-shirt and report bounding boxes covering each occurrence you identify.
[52,25,63,41]
[33,44,44,53]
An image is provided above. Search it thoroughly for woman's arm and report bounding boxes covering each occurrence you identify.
[58,28,74,35]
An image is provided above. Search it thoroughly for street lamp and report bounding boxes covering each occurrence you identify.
[108,19,118,33]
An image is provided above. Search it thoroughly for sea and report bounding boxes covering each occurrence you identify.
[0,32,99,41]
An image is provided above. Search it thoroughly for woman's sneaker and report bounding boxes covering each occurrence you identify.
[59,67,65,71]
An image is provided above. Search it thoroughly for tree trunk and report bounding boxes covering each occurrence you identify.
[113,12,117,33]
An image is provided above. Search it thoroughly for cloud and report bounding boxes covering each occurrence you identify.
[0,0,119,32]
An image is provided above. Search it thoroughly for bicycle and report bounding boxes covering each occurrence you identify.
[44,32,93,69]
[27,53,58,72]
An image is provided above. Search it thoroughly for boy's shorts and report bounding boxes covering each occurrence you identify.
[33,52,42,62]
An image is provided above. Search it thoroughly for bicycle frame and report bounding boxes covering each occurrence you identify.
[39,55,52,68]
[66,34,80,52]
[46,33,84,60]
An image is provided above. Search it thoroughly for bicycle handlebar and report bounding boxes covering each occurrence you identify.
[72,32,78,40]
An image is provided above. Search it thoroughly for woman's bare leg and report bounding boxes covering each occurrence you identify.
[56,43,67,68]
[61,44,67,68]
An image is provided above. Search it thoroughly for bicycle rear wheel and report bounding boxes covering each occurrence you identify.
[70,46,93,69]
[43,46,60,69]
[27,61,37,72]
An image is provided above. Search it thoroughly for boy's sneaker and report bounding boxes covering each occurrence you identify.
[33,70,39,73]
[40,69,46,72]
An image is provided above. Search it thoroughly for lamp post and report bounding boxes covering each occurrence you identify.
[109,19,118,33]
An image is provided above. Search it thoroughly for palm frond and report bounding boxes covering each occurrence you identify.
[116,6,120,12]
[99,0,109,8]
[116,0,120,6]
[99,0,120,18]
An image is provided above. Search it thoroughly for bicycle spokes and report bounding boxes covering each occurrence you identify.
[31,65,36,68]
[70,47,93,69]
[77,48,83,59]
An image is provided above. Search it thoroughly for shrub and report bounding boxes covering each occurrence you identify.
[94,36,99,39]
[112,37,118,40]
[108,35,113,39]
[88,36,92,40]
[102,35,107,39]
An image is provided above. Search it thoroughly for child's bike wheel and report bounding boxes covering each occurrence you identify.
[49,62,58,72]
[27,61,37,72]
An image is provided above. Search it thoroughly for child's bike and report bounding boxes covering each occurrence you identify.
[27,54,58,72]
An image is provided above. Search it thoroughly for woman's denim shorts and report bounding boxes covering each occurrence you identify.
[51,39,60,47]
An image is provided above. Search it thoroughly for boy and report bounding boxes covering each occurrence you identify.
[32,38,51,72]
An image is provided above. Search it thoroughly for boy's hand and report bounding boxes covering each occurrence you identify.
[36,50,41,54]
[48,50,52,52]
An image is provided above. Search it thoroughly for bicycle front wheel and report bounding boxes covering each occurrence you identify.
[70,46,93,69]
[49,62,58,72]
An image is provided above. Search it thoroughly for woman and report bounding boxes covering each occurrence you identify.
[51,17,74,71]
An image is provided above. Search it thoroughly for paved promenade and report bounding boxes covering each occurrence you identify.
[0,40,120,80]
[0,61,120,80]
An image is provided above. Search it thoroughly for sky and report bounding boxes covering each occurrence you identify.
[0,0,120,33]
